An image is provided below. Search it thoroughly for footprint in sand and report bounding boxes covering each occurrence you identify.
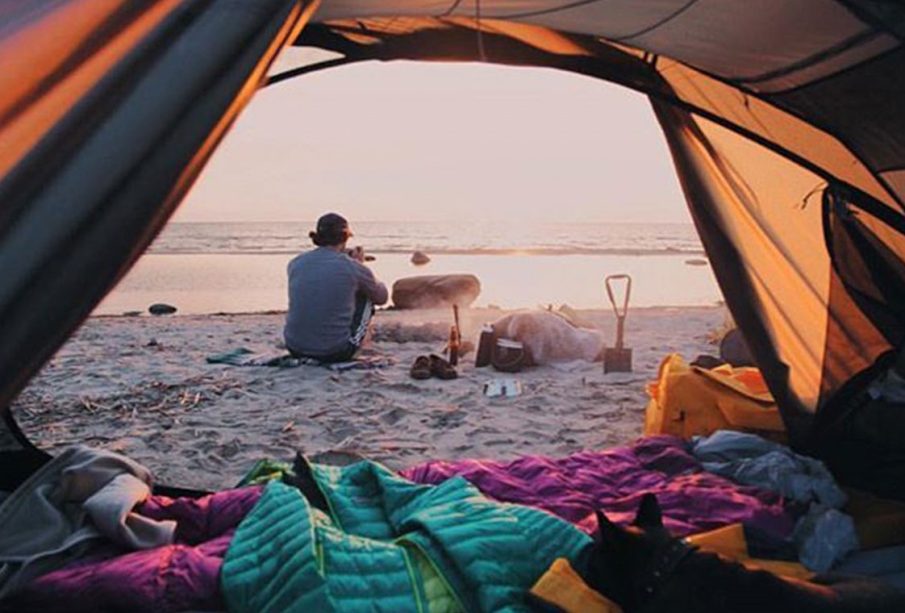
[520,403,545,413]
[327,425,360,442]
[555,431,580,444]
[360,371,389,385]
[384,382,422,394]
[521,430,548,441]
[560,426,596,435]
[355,390,387,402]
[195,429,223,452]
[218,438,243,459]
[380,407,409,425]
[465,425,499,437]
[204,452,227,466]
[586,390,612,401]
[422,408,467,429]
[486,438,516,446]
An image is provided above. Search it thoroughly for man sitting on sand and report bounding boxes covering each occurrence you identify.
[284,213,388,362]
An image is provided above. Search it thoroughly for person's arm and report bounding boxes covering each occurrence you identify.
[352,261,389,305]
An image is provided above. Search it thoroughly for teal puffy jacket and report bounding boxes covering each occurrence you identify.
[222,460,591,612]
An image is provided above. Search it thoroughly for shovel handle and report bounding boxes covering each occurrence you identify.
[606,275,631,350]
[605,274,632,319]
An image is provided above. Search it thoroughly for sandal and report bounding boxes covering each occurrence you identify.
[410,355,432,380]
[429,354,458,380]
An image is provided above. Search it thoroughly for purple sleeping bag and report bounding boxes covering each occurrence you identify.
[7,436,797,611]
[401,435,796,539]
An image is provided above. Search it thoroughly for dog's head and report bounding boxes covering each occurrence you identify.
[583,493,674,610]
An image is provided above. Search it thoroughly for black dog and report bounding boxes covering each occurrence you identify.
[582,494,905,613]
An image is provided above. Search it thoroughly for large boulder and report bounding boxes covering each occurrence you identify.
[391,274,481,309]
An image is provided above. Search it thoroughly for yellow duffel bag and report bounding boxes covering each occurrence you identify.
[644,353,786,442]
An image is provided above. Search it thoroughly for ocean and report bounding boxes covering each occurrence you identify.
[95,221,722,315]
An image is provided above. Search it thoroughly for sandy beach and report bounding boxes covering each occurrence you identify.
[12,306,728,491]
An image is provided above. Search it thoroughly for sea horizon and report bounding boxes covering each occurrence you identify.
[96,220,721,315]
[148,220,705,257]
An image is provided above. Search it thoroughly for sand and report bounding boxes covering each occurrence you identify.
[11,306,729,491]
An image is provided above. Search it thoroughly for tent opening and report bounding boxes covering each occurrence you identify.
[3,5,905,608]
[1,4,904,502]
[9,56,735,492]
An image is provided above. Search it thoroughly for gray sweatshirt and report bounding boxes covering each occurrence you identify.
[284,247,388,356]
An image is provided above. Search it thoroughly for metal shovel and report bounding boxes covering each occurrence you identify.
[604,274,633,373]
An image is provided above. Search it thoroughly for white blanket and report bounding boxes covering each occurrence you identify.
[492,310,605,365]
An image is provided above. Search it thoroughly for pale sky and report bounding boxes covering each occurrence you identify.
[174,48,689,224]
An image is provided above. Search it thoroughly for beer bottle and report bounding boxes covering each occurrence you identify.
[448,325,460,366]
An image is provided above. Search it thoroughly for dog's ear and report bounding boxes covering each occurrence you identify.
[595,509,624,543]
[632,493,663,529]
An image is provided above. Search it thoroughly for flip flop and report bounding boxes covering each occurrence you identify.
[410,355,432,380]
[429,354,458,380]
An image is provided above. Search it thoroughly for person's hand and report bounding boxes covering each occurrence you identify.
[348,246,366,262]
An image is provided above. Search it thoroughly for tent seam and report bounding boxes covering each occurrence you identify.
[735,28,881,85]
[440,0,464,18]
[266,56,357,87]
[487,0,604,21]
[610,0,700,43]
[755,44,901,96]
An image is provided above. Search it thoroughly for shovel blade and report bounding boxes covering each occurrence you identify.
[604,348,633,373]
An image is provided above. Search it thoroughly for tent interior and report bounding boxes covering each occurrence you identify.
[1,0,905,605]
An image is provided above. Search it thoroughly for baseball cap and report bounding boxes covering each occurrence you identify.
[314,212,352,242]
